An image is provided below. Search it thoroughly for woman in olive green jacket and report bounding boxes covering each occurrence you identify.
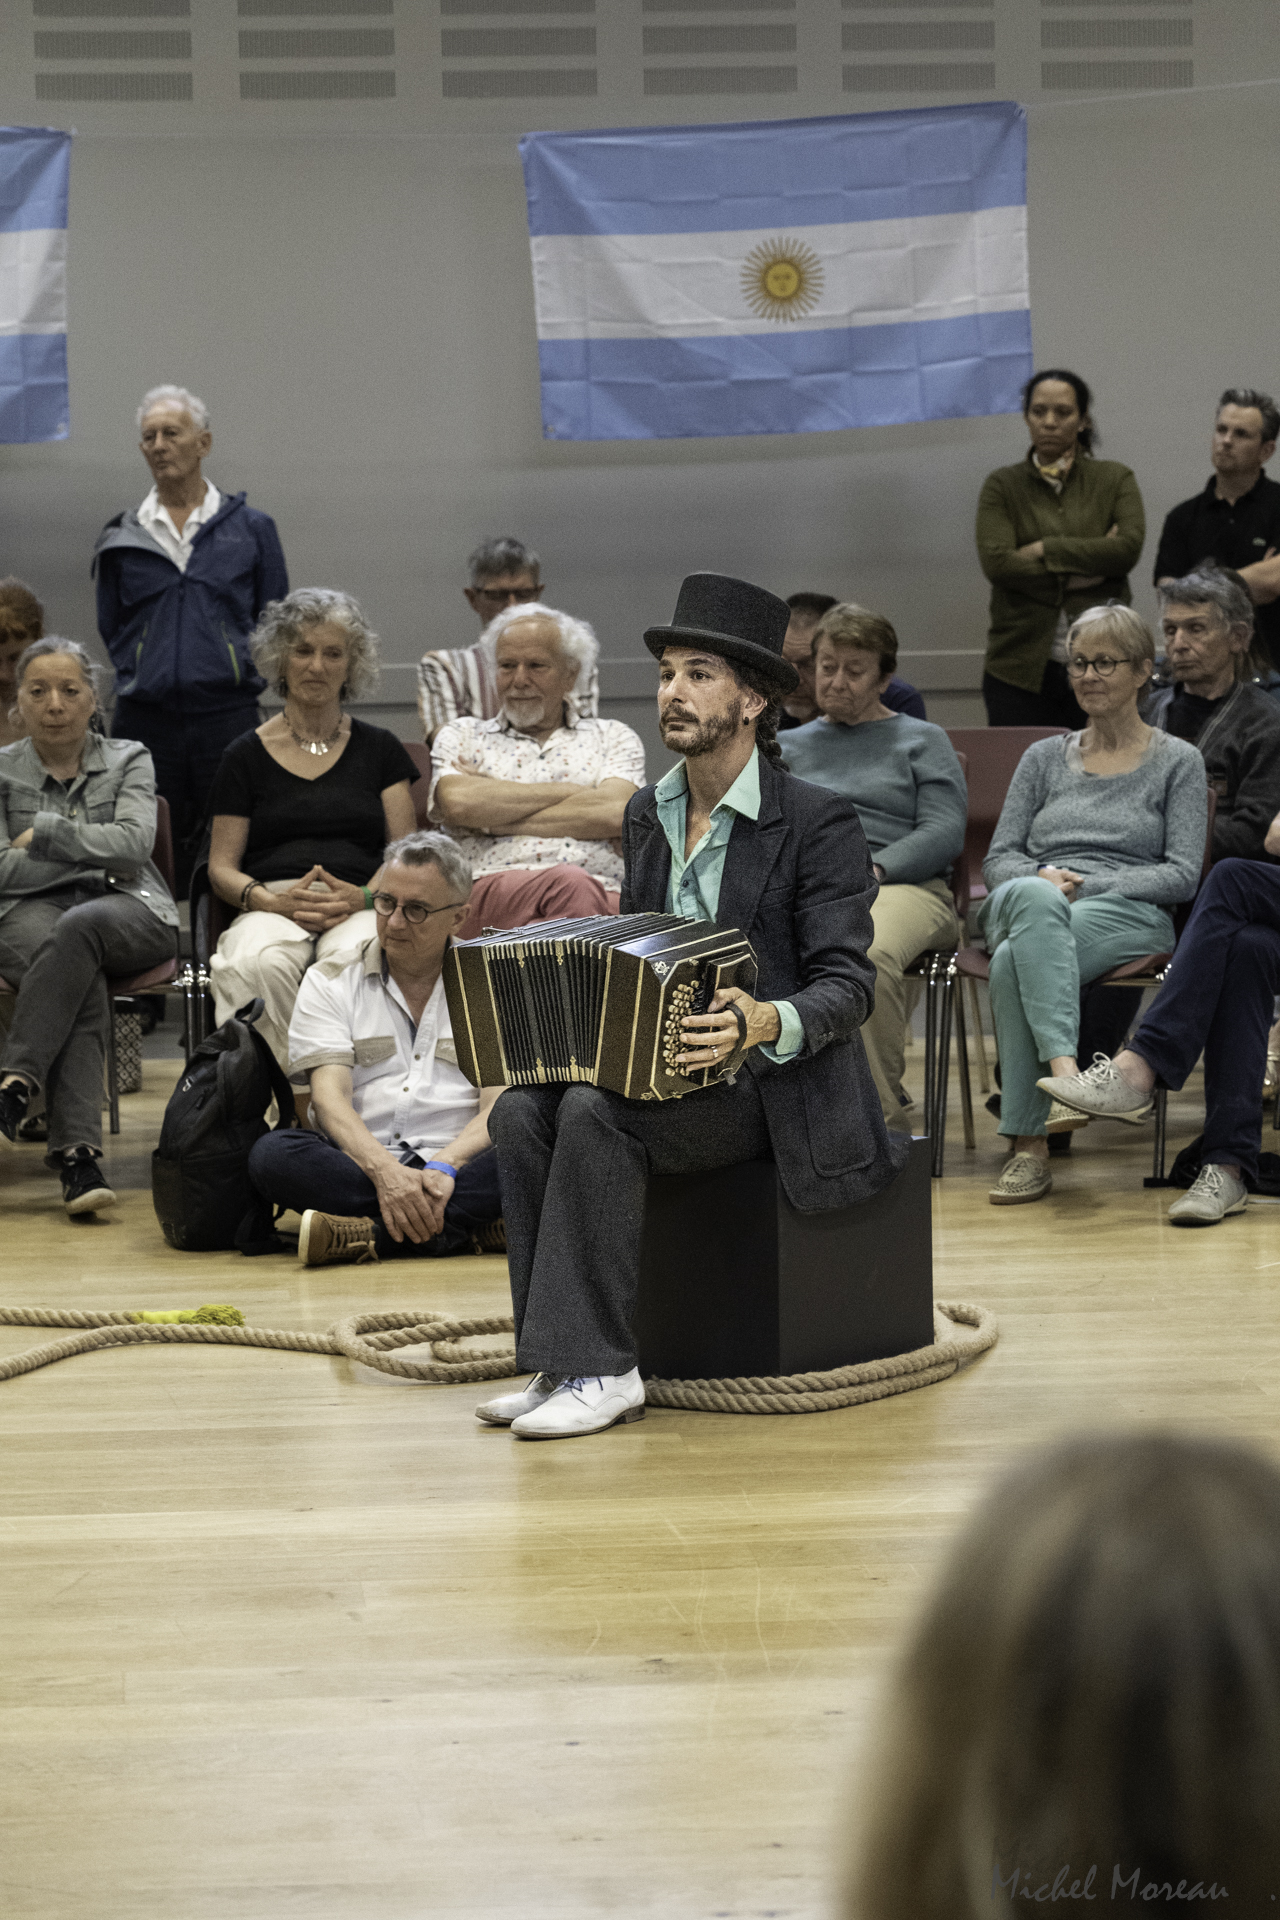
[976,370,1146,728]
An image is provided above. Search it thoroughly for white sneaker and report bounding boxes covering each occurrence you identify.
[1036,1054,1152,1125]
[989,1151,1052,1206]
[510,1368,646,1440]
[475,1373,559,1427]
[1169,1165,1248,1226]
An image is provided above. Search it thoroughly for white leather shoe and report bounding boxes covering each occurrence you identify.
[510,1368,646,1441]
[475,1373,560,1427]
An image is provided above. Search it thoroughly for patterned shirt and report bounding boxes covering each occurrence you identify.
[417,639,600,741]
[428,709,645,885]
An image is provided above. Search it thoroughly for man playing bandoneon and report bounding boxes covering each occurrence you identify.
[475,574,908,1442]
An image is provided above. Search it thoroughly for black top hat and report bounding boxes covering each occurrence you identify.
[644,573,799,695]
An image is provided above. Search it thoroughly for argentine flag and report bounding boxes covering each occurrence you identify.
[0,127,71,445]
[520,103,1031,443]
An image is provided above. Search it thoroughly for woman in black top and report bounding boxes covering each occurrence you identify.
[208,589,417,1064]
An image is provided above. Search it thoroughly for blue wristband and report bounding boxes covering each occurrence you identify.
[424,1160,458,1180]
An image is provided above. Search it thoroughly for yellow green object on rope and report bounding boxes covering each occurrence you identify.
[134,1306,245,1325]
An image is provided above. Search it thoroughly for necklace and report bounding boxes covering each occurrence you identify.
[285,712,344,756]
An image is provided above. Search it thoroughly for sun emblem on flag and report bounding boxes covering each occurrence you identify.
[741,237,824,324]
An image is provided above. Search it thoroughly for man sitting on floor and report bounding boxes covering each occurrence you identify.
[246,831,504,1265]
[474,572,908,1442]
[1038,821,1280,1225]
[429,602,645,938]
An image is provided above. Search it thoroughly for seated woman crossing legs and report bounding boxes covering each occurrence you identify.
[979,605,1207,1205]
[0,639,178,1217]
[778,603,966,1131]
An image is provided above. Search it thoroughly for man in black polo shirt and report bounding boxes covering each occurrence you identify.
[1155,387,1280,669]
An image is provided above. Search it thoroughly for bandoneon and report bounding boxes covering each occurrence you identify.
[443,914,758,1102]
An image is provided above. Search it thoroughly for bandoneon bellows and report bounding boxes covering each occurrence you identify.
[443,914,758,1102]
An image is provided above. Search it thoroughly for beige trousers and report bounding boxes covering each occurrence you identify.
[210,881,378,1065]
[863,877,959,1131]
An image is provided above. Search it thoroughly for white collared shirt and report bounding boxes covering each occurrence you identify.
[427,709,645,884]
[286,935,479,1158]
[137,478,220,572]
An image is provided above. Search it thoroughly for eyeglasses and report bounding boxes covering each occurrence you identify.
[1065,655,1124,679]
[370,893,467,925]
[472,584,544,607]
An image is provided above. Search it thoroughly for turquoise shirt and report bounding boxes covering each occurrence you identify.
[653,748,803,1062]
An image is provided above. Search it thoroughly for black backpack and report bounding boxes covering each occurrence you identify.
[151,998,297,1254]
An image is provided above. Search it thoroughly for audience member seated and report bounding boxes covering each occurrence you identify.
[778,603,965,1132]
[979,606,1206,1207]
[779,591,926,728]
[977,367,1145,729]
[850,1430,1280,1919]
[429,603,644,939]
[1040,828,1280,1224]
[247,831,503,1266]
[207,589,417,1066]
[0,578,45,748]
[0,639,177,1218]
[416,536,599,741]
[1145,565,1280,859]
[1155,386,1280,671]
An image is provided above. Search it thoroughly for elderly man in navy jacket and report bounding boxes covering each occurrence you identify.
[93,384,288,885]
[477,573,908,1441]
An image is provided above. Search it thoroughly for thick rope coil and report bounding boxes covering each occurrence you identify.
[0,1300,995,1410]
[643,1302,998,1414]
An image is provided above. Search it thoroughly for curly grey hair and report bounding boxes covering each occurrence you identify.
[15,636,103,711]
[382,830,472,899]
[480,601,598,691]
[250,588,380,701]
[137,384,209,432]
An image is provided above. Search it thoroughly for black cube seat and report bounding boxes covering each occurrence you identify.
[633,1135,933,1380]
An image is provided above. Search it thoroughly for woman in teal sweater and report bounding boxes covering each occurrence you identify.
[779,604,966,1132]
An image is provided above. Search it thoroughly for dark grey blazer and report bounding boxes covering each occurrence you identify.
[620,752,910,1212]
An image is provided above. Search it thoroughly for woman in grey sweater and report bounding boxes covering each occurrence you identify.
[779,604,966,1129]
[980,605,1207,1205]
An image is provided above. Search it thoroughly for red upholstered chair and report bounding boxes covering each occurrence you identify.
[0,797,180,1136]
[944,788,1216,1180]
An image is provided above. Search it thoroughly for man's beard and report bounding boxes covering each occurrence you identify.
[659,699,743,757]
[502,692,552,731]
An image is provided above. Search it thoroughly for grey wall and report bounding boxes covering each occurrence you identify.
[1,0,1277,774]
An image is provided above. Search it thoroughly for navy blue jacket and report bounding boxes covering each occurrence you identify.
[620,751,909,1212]
[93,491,287,713]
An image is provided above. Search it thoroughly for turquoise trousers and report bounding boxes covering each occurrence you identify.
[979,878,1175,1139]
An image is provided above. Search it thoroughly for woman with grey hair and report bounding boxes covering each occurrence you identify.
[979,604,1207,1205]
[0,639,177,1217]
[206,589,419,1067]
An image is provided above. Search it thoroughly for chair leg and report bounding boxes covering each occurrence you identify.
[932,959,956,1179]
[106,997,120,1137]
[921,956,938,1147]
[1152,1087,1168,1182]
[966,975,991,1094]
[954,969,976,1151]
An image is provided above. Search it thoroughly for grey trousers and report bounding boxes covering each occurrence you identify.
[489,1076,771,1376]
[0,889,176,1155]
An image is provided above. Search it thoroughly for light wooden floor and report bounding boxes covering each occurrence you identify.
[1,1036,1276,1920]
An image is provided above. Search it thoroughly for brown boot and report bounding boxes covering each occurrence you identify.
[298,1210,379,1267]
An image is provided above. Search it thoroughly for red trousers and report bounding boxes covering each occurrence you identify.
[457,865,621,942]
